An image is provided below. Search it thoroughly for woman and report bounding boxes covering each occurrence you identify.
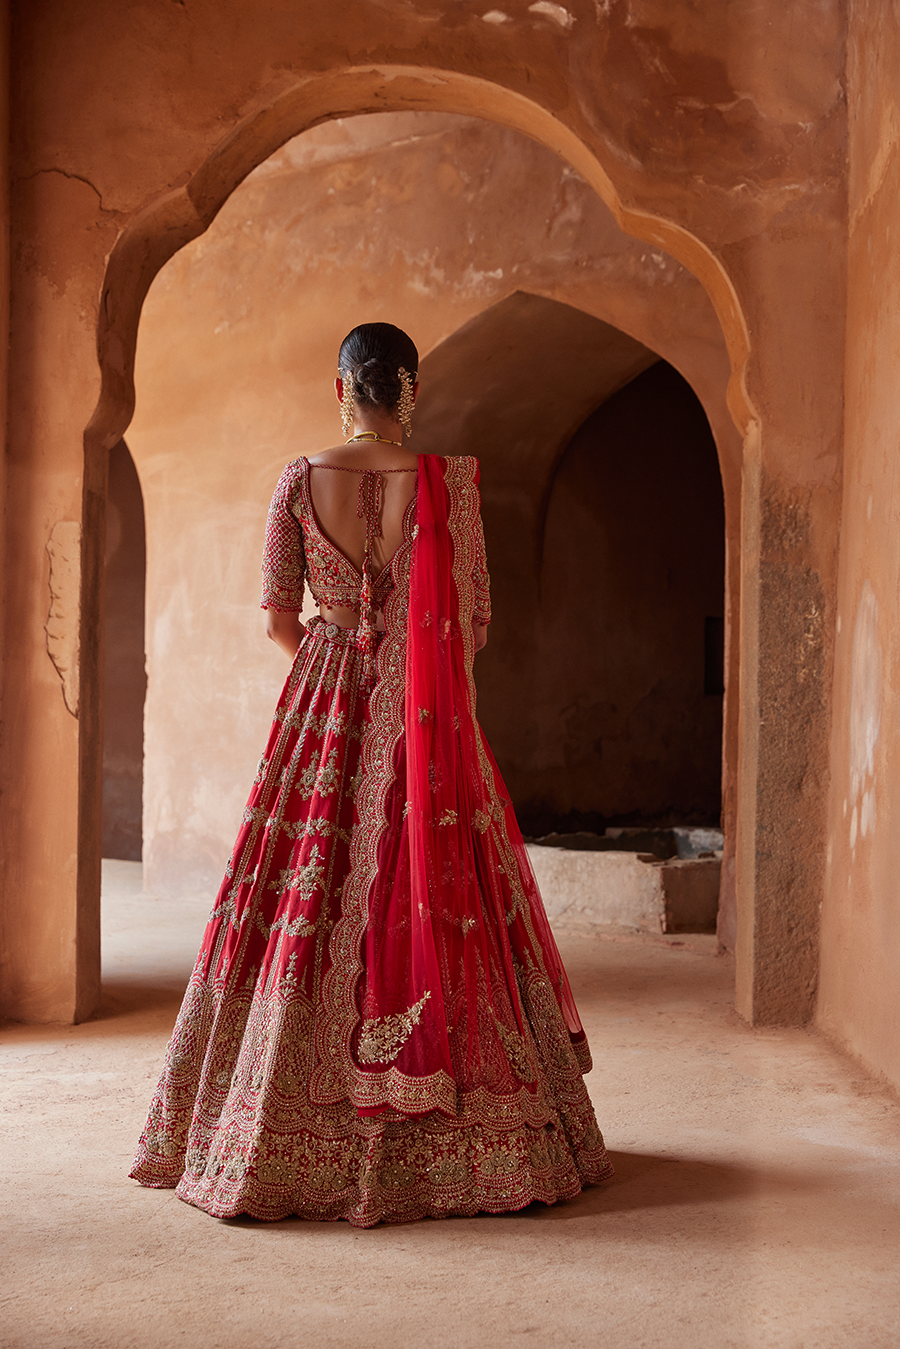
[130,322,613,1226]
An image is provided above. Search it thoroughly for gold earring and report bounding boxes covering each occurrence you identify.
[340,371,354,439]
[397,367,415,440]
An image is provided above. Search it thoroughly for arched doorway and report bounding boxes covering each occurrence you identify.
[416,294,724,840]
[530,360,724,835]
[74,73,746,1025]
[120,118,736,916]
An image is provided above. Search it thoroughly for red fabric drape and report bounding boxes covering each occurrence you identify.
[355,455,588,1116]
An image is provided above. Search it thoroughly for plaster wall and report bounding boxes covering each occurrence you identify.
[128,113,734,897]
[817,2,900,1090]
[0,0,848,1024]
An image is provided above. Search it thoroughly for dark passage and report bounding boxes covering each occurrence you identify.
[518,360,725,836]
[102,439,147,861]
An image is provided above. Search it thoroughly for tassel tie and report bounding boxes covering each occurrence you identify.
[355,470,383,687]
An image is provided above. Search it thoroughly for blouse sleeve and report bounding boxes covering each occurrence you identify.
[260,462,306,612]
[472,509,493,625]
[472,476,492,627]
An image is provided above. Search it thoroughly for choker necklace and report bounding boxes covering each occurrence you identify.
[345,431,403,448]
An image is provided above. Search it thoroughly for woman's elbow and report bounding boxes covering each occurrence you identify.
[473,622,488,652]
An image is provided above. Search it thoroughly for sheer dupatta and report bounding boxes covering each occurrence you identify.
[345,455,591,1124]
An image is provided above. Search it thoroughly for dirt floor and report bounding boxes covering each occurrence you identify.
[1,860,899,1349]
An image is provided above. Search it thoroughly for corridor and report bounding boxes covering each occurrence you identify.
[2,862,898,1348]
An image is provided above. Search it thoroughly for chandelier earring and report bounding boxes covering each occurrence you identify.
[340,371,355,439]
[396,367,415,440]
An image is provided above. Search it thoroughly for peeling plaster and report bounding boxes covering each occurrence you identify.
[45,521,81,718]
[528,1,575,29]
[848,580,883,855]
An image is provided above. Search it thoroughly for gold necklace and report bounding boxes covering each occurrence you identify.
[345,431,403,448]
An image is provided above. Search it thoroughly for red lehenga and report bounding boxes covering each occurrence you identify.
[130,453,613,1226]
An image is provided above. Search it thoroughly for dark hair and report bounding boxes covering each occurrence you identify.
[338,322,419,411]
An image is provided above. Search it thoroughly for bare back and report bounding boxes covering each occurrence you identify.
[306,443,418,629]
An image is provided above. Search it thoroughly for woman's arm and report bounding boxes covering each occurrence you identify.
[265,608,304,659]
[473,621,488,652]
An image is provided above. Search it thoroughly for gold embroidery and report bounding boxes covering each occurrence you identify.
[438,809,457,827]
[494,1017,537,1084]
[281,816,353,847]
[295,746,340,800]
[270,844,325,902]
[357,991,431,1064]
[473,809,491,833]
[270,912,317,939]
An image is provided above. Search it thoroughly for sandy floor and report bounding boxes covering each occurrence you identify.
[1,859,899,1348]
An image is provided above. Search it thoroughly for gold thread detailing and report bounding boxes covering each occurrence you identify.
[494,1016,537,1084]
[438,809,458,827]
[357,991,431,1064]
[295,746,340,800]
[473,809,491,833]
[270,844,325,903]
[270,912,317,939]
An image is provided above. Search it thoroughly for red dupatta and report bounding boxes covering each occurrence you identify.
[331,455,590,1123]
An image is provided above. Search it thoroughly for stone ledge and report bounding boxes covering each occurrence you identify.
[527,845,721,935]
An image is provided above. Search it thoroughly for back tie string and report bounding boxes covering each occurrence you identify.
[308,462,417,687]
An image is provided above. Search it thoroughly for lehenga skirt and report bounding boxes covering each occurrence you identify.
[130,616,613,1226]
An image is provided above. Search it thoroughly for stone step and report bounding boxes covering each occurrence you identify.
[527,844,721,935]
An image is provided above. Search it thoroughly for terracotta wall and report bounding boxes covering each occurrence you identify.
[817,2,900,1089]
[0,0,847,1026]
[128,113,734,897]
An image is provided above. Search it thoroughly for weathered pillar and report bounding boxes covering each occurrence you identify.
[0,165,112,1022]
[733,234,843,1025]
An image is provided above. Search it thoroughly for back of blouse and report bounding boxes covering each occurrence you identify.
[260,455,492,630]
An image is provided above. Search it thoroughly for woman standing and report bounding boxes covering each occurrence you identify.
[130,322,613,1226]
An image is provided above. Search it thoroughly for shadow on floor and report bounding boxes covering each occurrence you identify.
[97,980,189,1020]
[213,1150,776,1236]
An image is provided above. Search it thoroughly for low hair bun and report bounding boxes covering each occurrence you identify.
[338,322,419,413]
[352,358,402,410]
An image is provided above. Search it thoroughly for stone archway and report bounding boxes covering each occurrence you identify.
[72,69,749,1022]
[415,292,726,843]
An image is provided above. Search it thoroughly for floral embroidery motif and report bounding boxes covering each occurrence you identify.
[271,844,325,903]
[295,746,340,800]
[493,1017,537,1084]
[270,912,317,939]
[357,992,432,1065]
[438,809,458,827]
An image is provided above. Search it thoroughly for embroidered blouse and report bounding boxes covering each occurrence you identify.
[260,456,492,625]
